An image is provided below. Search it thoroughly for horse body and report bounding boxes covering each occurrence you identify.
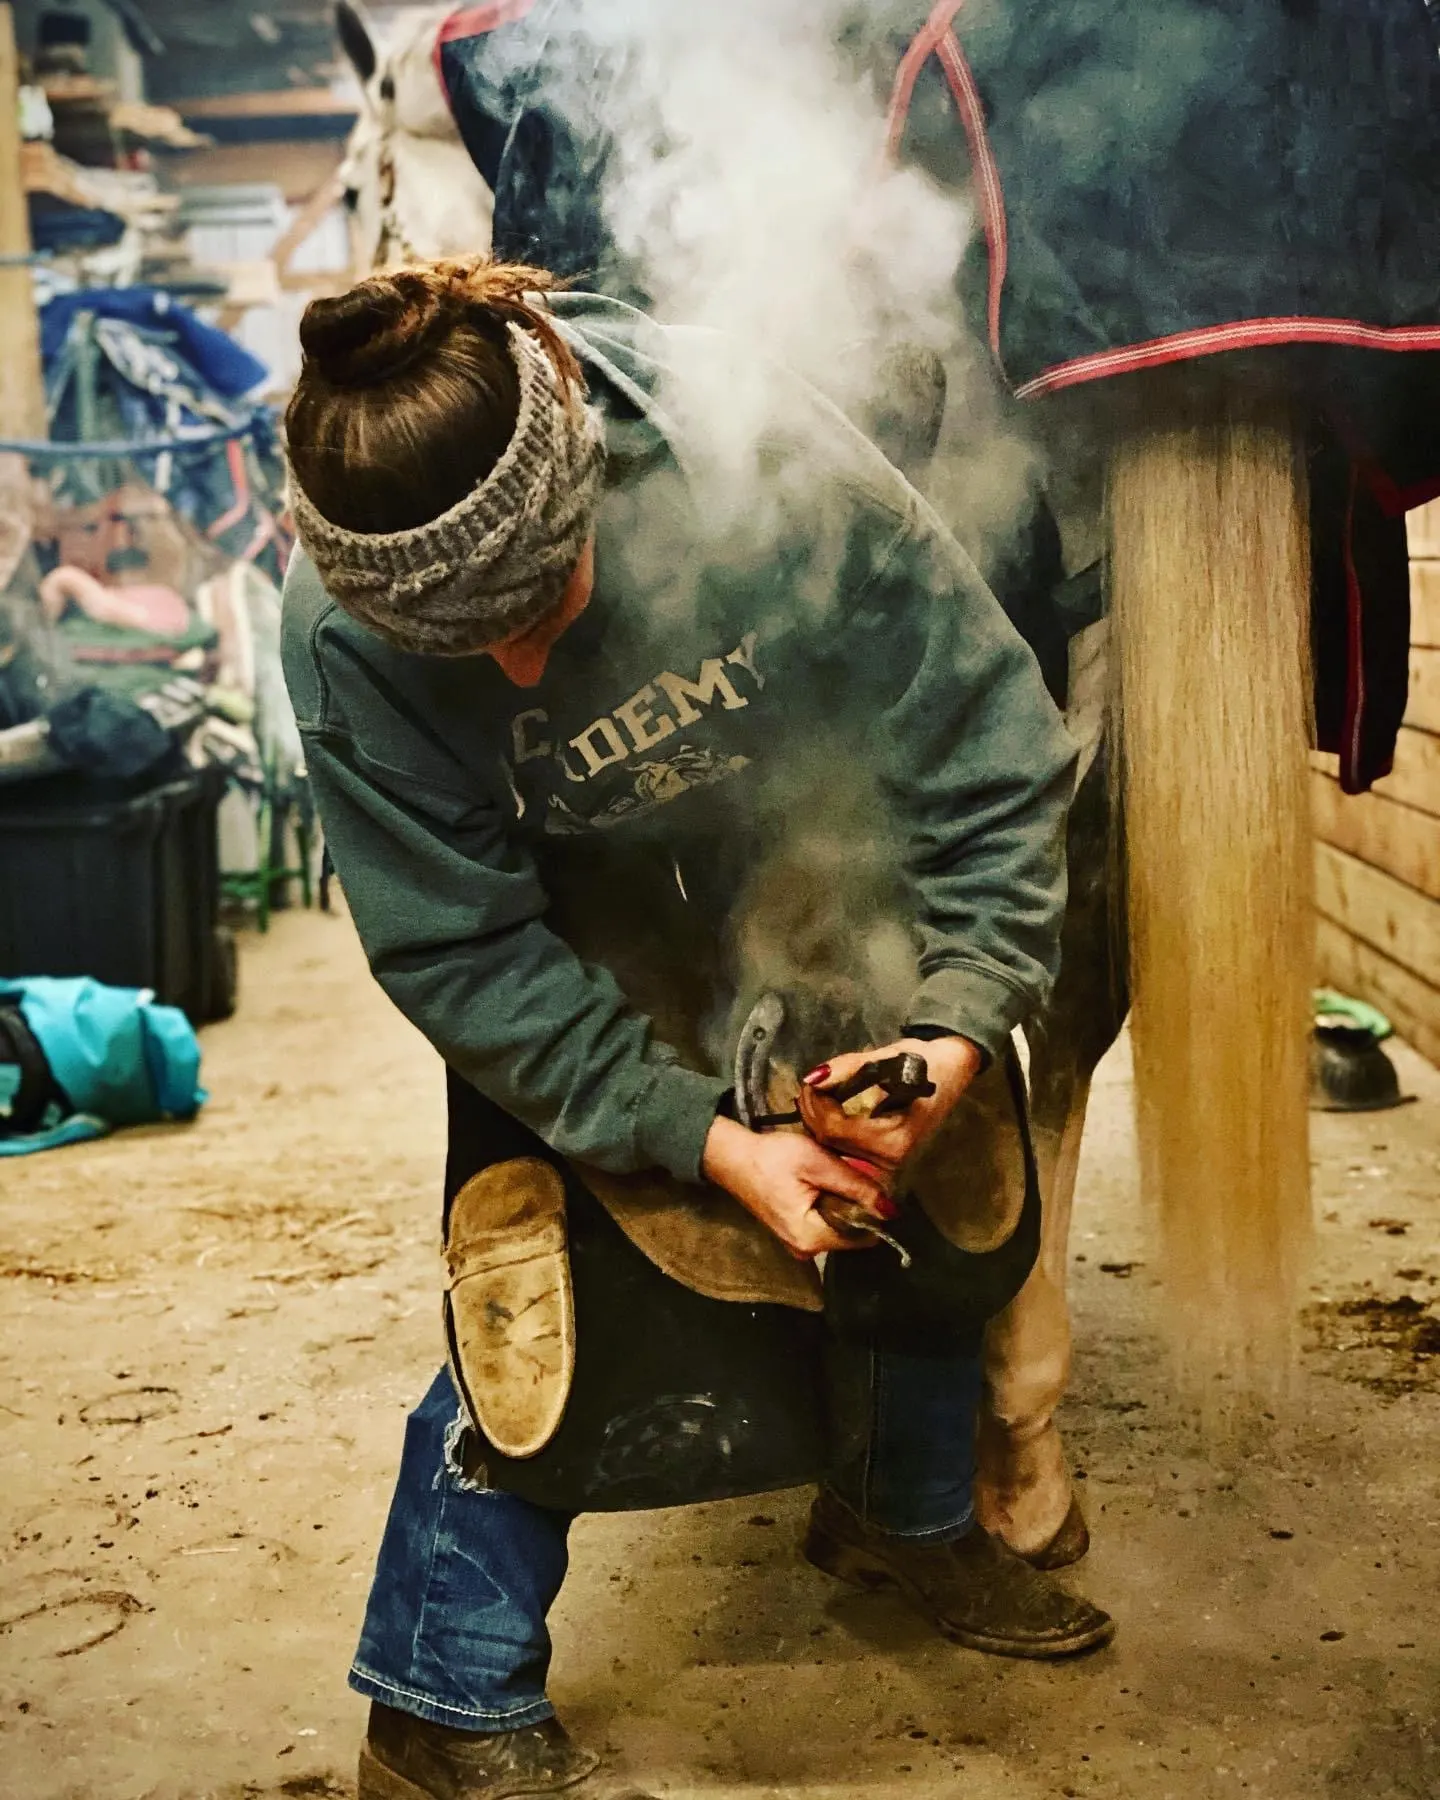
[330,0,1440,1559]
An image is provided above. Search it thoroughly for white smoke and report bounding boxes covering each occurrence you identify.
[529,0,1040,564]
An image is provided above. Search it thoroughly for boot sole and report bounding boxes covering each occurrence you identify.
[804,1524,1116,1661]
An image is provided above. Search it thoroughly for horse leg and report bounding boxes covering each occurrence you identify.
[976,752,1126,1563]
[975,1067,1092,1560]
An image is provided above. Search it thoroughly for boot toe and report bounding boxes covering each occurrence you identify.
[804,1493,1116,1660]
[359,1705,658,1798]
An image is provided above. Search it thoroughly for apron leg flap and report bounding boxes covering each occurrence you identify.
[444,1157,575,1461]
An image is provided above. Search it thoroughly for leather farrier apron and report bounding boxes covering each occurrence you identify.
[441,1051,1041,1514]
[440,839,1041,1513]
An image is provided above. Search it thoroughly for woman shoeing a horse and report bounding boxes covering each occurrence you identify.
[282,255,1112,1800]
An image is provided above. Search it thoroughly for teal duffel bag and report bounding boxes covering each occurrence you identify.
[0,975,205,1155]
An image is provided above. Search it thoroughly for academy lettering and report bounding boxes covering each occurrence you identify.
[612,684,676,754]
[655,660,746,726]
[569,717,630,778]
[511,634,763,787]
[511,709,552,765]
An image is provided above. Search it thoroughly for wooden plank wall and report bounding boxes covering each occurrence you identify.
[1313,502,1440,1065]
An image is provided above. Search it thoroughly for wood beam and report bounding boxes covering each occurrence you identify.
[1412,559,1440,649]
[271,173,347,282]
[0,5,46,441]
[1407,647,1440,736]
[1312,770,1440,905]
[1313,728,1440,822]
[1316,842,1440,993]
[159,139,343,204]
[1315,917,1440,1068]
[1408,502,1440,560]
[175,89,358,122]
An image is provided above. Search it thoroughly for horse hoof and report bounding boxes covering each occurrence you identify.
[1023,1494,1090,1570]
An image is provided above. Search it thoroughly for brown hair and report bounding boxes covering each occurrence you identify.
[285,258,585,535]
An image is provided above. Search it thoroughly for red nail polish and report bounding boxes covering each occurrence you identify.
[803,1064,831,1086]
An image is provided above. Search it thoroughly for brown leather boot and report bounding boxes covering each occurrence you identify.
[358,1703,657,1800]
[803,1490,1115,1660]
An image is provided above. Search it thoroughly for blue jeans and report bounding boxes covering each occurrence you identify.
[349,1348,983,1730]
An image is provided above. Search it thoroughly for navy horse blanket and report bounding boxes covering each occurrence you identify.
[433,0,1440,789]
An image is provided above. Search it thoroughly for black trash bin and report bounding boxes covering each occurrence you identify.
[0,765,235,1024]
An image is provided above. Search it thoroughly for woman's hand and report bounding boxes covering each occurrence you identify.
[702,1115,894,1260]
[795,1035,983,1178]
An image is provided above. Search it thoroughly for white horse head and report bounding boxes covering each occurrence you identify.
[335,1,495,270]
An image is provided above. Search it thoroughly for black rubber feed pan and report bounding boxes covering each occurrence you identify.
[1310,1023,1414,1113]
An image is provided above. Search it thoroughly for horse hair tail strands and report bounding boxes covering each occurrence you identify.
[1108,379,1314,1406]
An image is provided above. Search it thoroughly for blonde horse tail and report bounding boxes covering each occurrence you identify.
[1109,381,1314,1396]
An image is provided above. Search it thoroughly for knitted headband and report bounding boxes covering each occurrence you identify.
[289,322,606,657]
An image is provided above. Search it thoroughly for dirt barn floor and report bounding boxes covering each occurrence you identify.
[3,908,1439,1800]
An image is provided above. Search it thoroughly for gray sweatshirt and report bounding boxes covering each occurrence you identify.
[281,294,1076,1184]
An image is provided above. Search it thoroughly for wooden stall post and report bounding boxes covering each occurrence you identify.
[0,3,47,440]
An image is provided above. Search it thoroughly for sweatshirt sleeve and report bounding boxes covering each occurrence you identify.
[848,512,1078,1059]
[286,613,726,1183]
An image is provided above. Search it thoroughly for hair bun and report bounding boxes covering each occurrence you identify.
[299,272,457,387]
[298,257,586,402]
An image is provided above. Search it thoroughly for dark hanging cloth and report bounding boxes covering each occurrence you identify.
[884,0,1440,790]
[436,0,637,296]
